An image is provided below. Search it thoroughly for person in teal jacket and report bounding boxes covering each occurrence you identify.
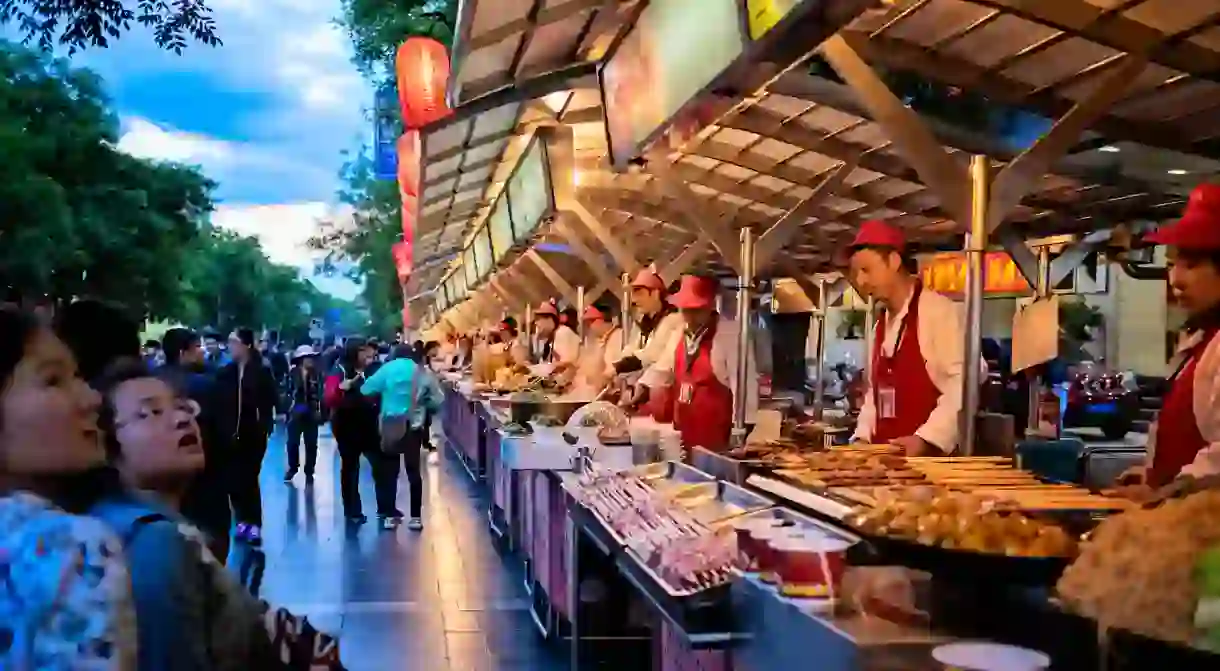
[361,344,443,530]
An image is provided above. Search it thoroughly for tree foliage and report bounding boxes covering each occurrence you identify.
[321,0,458,337]
[310,151,403,338]
[0,39,351,337]
[338,0,455,79]
[0,0,221,53]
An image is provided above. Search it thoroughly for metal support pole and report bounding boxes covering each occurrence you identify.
[733,227,756,447]
[814,278,829,421]
[864,298,876,386]
[1027,247,1052,434]
[961,155,990,456]
[575,286,586,340]
[620,272,631,334]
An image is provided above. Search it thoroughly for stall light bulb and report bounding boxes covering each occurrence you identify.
[1168,169,1188,175]
[1098,145,1120,153]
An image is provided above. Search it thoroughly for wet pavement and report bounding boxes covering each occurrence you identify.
[241,425,565,671]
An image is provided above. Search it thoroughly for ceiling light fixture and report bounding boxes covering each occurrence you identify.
[1168,169,1188,175]
[1098,145,1120,153]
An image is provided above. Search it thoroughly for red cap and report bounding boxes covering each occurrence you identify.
[534,300,558,317]
[668,275,718,310]
[1145,184,1220,250]
[582,305,607,322]
[630,266,666,290]
[848,220,906,251]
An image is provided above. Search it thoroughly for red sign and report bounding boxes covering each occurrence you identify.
[921,252,1030,296]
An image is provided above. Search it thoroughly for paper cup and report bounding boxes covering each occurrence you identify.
[772,535,854,598]
[732,518,784,563]
[932,642,1050,671]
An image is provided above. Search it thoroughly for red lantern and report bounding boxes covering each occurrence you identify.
[399,194,417,243]
[396,37,453,129]
[397,131,421,198]
[392,241,413,281]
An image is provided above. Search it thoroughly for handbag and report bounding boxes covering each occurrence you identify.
[380,363,423,454]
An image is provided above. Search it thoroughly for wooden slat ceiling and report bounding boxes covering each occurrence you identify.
[412,85,605,295]
[848,0,1220,160]
[450,0,641,105]
[570,66,1187,275]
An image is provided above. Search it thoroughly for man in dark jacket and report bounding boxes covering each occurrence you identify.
[215,327,279,547]
[159,327,232,562]
[283,345,324,483]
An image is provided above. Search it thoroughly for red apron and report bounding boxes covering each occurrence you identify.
[672,323,734,451]
[871,284,942,444]
[1148,328,1217,488]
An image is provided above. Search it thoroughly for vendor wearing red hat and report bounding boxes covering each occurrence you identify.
[570,304,625,393]
[1119,183,1220,494]
[848,220,969,456]
[527,300,581,370]
[617,265,686,418]
[637,274,758,451]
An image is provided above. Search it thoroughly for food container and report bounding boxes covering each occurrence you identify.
[732,517,785,562]
[751,527,807,584]
[630,425,660,448]
[931,642,1050,671]
[772,535,853,598]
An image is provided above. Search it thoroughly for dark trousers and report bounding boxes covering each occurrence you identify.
[230,429,268,527]
[373,428,424,518]
[334,426,377,517]
[286,414,319,474]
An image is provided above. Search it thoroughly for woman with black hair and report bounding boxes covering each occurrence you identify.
[0,306,137,669]
[324,338,380,523]
[215,328,279,546]
[1119,183,1220,494]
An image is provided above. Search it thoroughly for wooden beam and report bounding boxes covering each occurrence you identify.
[820,32,971,226]
[754,160,855,268]
[525,249,580,305]
[569,199,643,274]
[551,214,620,292]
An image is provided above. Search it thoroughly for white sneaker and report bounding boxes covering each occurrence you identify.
[380,516,398,530]
[406,517,424,531]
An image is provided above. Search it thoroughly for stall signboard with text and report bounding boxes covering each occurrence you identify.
[601,0,746,167]
[488,193,514,264]
[462,245,477,289]
[473,227,492,282]
[921,252,1031,297]
[373,85,398,180]
[507,135,553,244]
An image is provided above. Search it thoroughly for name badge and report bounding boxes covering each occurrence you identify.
[878,385,897,419]
[678,383,694,404]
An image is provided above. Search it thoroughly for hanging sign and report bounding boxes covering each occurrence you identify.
[373,85,398,180]
[921,252,1031,296]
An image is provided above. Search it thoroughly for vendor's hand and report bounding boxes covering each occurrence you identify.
[1112,483,1155,503]
[620,385,647,410]
[1115,464,1146,486]
[889,435,935,456]
[339,379,353,391]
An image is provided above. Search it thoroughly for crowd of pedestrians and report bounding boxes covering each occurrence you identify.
[0,298,447,669]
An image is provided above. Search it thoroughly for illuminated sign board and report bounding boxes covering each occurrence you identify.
[745,0,801,40]
[508,136,552,243]
[921,252,1032,296]
[602,0,745,167]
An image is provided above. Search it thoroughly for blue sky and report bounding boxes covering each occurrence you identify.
[62,0,372,299]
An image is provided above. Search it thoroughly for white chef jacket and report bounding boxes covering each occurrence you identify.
[1155,329,1220,480]
[852,288,970,453]
[619,311,685,370]
[572,327,626,391]
[639,317,759,423]
[530,324,581,366]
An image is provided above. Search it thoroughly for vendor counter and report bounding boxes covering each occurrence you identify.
[435,376,954,671]
[434,376,1212,671]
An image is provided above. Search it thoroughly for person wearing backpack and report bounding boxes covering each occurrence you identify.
[360,343,443,530]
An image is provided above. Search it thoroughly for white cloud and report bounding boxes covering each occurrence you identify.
[118,117,237,167]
